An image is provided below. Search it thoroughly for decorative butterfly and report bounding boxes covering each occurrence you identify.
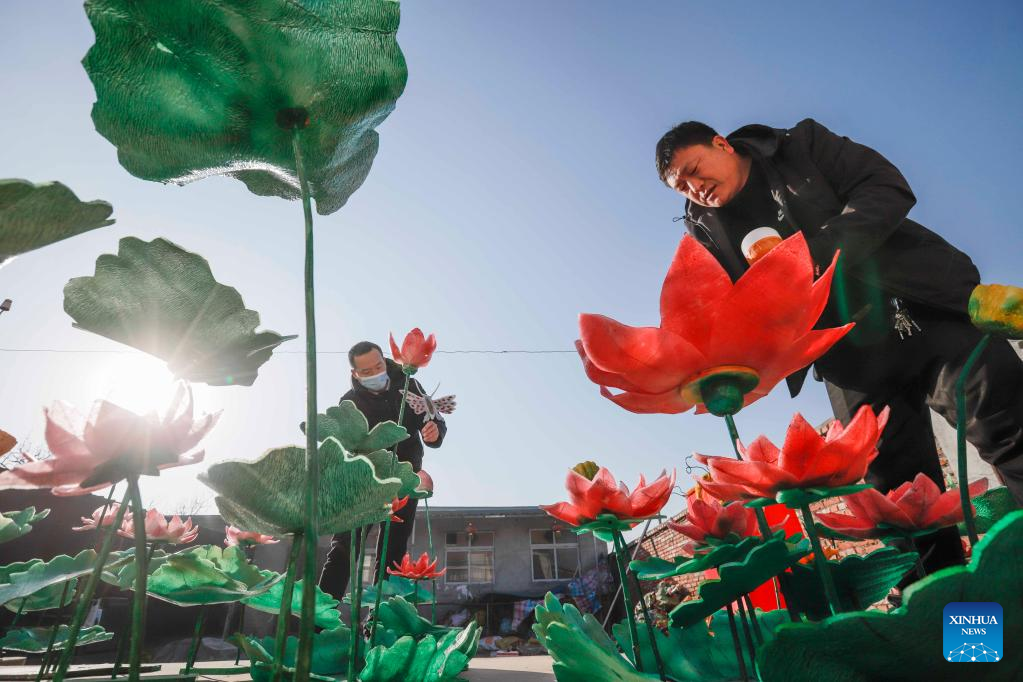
[404,384,456,422]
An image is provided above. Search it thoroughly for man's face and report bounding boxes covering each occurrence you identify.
[664,136,747,208]
[351,349,386,380]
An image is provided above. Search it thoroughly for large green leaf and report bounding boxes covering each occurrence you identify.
[100,548,172,589]
[0,625,113,652]
[241,578,341,630]
[236,625,351,682]
[959,485,1018,535]
[200,437,402,536]
[784,547,918,619]
[2,578,76,613]
[613,609,792,681]
[346,576,433,607]
[302,400,408,454]
[0,551,98,606]
[630,534,767,581]
[140,545,280,606]
[359,621,481,682]
[669,537,810,628]
[0,179,113,266]
[0,506,50,544]
[64,236,294,387]
[757,510,1023,682]
[373,595,451,648]
[82,0,407,216]
[532,593,659,682]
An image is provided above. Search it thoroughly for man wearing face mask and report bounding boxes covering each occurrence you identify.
[318,340,447,600]
[654,118,1023,587]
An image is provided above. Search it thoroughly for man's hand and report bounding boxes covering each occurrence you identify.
[421,421,440,444]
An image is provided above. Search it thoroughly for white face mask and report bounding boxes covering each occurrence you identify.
[358,370,389,392]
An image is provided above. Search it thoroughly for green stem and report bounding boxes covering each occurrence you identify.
[126,476,148,682]
[10,596,26,627]
[424,497,437,625]
[798,504,842,615]
[271,535,303,682]
[183,607,207,674]
[35,581,71,680]
[609,531,643,673]
[742,594,764,646]
[908,535,927,581]
[348,527,367,680]
[289,124,320,682]
[956,333,990,546]
[233,599,246,666]
[735,596,758,671]
[346,530,358,682]
[368,518,393,648]
[626,559,668,680]
[724,603,749,682]
[52,487,130,681]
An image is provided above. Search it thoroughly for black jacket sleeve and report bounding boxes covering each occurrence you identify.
[409,378,447,448]
[796,118,917,268]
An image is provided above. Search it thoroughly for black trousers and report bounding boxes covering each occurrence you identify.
[318,495,420,601]
[820,304,1023,577]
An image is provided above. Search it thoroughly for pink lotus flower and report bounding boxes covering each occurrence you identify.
[669,497,780,555]
[417,470,434,496]
[119,509,199,544]
[816,473,990,539]
[73,503,131,531]
[224,525,278,547]
[696,405,890,502]
[389,328,437,369]
[0,383,219,496]
[541,465,676,527]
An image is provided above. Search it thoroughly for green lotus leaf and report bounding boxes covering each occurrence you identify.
[0,179,114,267]
[613,608,792,681]
[200,437,402,536]
[64,236,294,387]
[0,550,98,606]
[141,545,280,606]
[630,534,773,580]
[346,576,433,606]
[360,621,481,682]
[959,485,1018,535]
[532,593,658,682]
[780,547,918,620]
[100,548,172,589]
[237,625,351,682]
[572,513,661,543]
[669,537,810,628]
[0,506,50,544]
[82,0,407,216]
[757,510,1023,681]
[749,485,872,510]
[2,578,76,613]
[373,595,451,648]
[0,625,113,652]
[241,578,341,630]
[302,401,409,455]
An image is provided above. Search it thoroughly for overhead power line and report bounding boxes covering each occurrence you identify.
[0,347,577,355]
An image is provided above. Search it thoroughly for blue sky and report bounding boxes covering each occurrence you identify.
[1,1,1021,525]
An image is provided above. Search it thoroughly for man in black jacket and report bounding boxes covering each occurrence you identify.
[318,341,447,600]
[655,118,1023,573]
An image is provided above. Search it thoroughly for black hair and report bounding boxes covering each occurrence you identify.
[348,341,383,368]
[655,121,720,184]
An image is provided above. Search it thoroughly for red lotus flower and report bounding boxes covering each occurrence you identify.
[696,405,890,502]
[540,465,675,527]
[816,473,990,539]
[73,503,131,532]
[224,525,278,547]
[387,552,446,580]
[119,509,199,544]
[390,496,410,523]
[577,233,852,415]
[0,383,219,496]
[389,328,437,369]
[669,497,780,555]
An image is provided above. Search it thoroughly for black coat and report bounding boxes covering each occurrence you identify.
[682,118,981,394]
[340,359,447,471]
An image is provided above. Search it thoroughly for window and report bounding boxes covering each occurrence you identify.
[531,528,580,581]
[444,530,494,584]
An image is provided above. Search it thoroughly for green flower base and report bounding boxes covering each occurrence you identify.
[346,576,433,606]
[784,547,918,619]
[200,437,403,536]
[614,608,792,681]
[301,400,408,455]
[746,484,873,509]
[64,236,295,387]
[669,537,810,628]
[373,596,452,648]
[0,625,112,652]
[0,550,98,606]
[757,510,1023,681]
[0,179,113,267]
[630,532,783,580]
[241,578,341,630]
[359,621,481,682]
[573,513,661,543]
[0,507,49,545]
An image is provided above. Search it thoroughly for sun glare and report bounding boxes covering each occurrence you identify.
[89,354,185,416]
